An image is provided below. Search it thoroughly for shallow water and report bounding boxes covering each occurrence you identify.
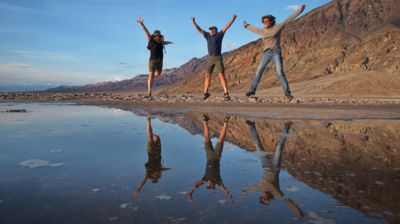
[0,103,399,224]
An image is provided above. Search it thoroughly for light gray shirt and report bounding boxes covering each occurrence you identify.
[244,7,304,51]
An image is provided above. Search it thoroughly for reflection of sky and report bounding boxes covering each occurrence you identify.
[0,103,390,224]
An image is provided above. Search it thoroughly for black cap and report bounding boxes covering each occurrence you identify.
[208,26,218,31]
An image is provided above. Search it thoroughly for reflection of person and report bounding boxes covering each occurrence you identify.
[136,18,173,98]
[188,114,233,203]
[243,5,306,100]
[133,116,169,197]
[243,121,304,218]
[191,15,237,101]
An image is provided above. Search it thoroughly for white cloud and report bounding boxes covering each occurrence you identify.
[114,74,127,82]
[0,2,38,13]
[224,43,238,51]
[0,63,99,86]
[286,5,301,11]
[12,50,82,62]
[118,62,129,68]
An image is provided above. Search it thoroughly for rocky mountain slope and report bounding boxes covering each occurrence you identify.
[159,0,400,97]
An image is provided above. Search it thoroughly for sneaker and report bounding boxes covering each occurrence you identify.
[285,93,294,101]
[202,92,211,100]
[202,114,210,122]
[245,90,255,97]
[224,93,231,101]
[245,120,255,126]
[284,121,293,129]
[224,115,230,122]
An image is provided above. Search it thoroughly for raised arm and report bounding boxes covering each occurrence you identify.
[220,183,234,203]
[243,21,262,35]
[222,14,237,33]
[282,5,306,27]
[191,17,205,35]
[133,173,149,197]
[136,18,151,41]
[188,180,203,201]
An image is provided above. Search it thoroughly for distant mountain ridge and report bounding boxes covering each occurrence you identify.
[46,0,400,97]
[45,57,206,93]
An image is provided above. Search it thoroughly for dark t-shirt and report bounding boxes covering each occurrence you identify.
[204,31,224,56]
[146,141,162,173]
[147,39,164,61]
[201,159,222,184]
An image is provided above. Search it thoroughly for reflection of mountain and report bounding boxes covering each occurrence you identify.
[132,111,400,223]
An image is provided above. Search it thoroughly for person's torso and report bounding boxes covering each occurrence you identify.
[147,40,164,60]
[260,24,283,51]
[204,32,224,55]
[202,159,222,183]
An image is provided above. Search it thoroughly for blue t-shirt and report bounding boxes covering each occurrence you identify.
[204,31,224,56]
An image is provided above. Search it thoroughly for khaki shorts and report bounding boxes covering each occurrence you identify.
[207,55,225,74]
[149,59,163,73]
[204,141,224,161]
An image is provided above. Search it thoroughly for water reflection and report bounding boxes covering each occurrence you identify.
[188,114,233,203]
[1,103,400,224]
[133,115,170,197]
[243,120,304,218]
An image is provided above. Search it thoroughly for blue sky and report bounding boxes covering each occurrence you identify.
[0,0,330,91]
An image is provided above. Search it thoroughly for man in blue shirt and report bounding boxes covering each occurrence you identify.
[191,15,237,101]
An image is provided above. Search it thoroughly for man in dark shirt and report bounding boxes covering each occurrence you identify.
[188,114,233,203]
[191,15,237,101]
[137,18,173,98]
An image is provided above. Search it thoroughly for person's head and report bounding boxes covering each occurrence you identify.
[208,26,218,36]
[261,15,276,28]
[259,191,274,204]
[206,180,216,190]
[150,171,161,183]
[152,30,162,42]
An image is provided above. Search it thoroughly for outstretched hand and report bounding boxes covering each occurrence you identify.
[136,18,144,24]
[133,190,141,197]
[300,5,306,11]
[191,17,196,23]
[232,14,237,20]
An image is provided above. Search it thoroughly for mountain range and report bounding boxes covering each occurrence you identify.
[46,0,400,97]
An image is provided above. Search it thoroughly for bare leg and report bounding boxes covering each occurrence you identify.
[204,73,211,94]
[203,120,210,142]
[218,72,228,93]
[217,118,228,143]
[147,72,155,96]
[155,70,161,78]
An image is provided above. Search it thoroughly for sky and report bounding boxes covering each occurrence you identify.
[0,0,330,91]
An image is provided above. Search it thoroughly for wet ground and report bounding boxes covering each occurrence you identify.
[0,103,399,224]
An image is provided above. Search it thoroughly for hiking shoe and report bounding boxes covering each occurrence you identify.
[284,121,293,130]
[202,114,210,122]
[285,93,294,101]
[224,93,231,101]
[224,115,230,122]
[144,94,153,99]
[245,90,255,97]
[245,120,255,126]
[202,92,211,100]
